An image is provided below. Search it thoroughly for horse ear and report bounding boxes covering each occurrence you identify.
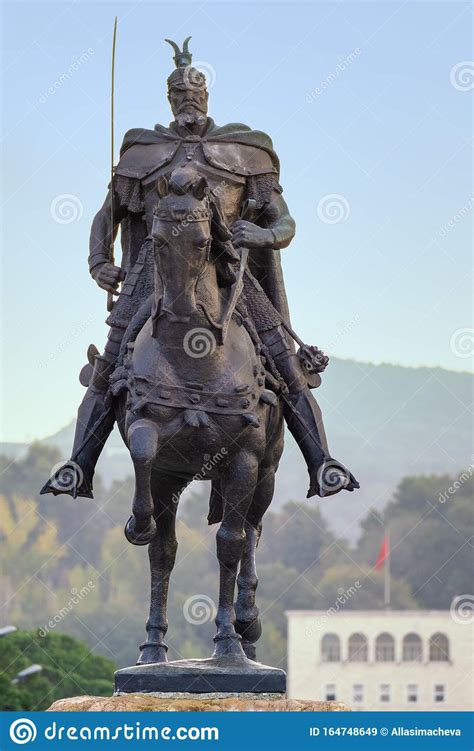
[192,176,208,200]
[156,176,169,198]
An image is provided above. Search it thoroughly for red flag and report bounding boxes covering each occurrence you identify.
[375,534,389,570]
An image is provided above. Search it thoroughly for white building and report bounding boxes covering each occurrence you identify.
[286,610,473,711]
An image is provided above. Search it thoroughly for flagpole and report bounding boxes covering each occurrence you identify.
[384,529,391,610]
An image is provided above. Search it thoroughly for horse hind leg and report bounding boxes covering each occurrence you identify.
[124,418,159,546]
[235,521,262,661]
[213,451,259,658]
[235,462,278,661]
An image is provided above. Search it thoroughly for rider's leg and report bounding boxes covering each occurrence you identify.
[40,325,125,499]
[260,326,359,498]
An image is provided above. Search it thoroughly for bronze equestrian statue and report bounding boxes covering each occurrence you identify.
[42,38,358,666]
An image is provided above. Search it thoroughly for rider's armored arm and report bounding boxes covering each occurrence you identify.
[88,189,128,275]
[260,191,295,250]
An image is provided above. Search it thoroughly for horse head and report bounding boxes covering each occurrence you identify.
[151,166,213,323]
[151,166,240,329]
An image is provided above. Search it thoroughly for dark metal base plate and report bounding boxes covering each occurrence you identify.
[114,655,286,694]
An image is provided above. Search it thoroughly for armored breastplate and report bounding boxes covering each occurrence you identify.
[141,139,246,230]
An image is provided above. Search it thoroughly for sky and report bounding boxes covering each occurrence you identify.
[1,0,472,442]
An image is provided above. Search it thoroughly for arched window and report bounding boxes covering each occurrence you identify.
[375,633,395,661]
[403,633,422,661]
[348,633,368,661]
[321,633,340,662]
[429,633,449,662]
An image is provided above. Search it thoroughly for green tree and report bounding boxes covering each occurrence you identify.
[0,630,115,711]
[357,471,474,608]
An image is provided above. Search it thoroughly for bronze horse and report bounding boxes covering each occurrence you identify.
[115,166,284,664]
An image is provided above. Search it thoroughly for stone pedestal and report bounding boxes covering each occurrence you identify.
[48,694,350,712]
[114,655,286,695]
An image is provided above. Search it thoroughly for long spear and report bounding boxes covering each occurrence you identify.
[107,16,118,312]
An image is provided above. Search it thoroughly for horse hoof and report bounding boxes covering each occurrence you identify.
[242,641,257,661]
[124,515,157,545]
[235,616,262,644]
[212,635,246,658]
[136,643,168,665]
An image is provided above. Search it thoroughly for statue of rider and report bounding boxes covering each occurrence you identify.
[41,37,358,500]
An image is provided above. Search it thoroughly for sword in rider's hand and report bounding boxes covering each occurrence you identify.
[107,16,118,313]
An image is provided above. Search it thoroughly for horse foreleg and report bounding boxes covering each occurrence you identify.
[125,418,158,546]
[213,451,259,658]
[137,473,185,664]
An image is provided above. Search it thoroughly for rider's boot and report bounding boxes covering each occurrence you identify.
[284,389,359,498]
[259,325,359,498]
[40,356,116,499]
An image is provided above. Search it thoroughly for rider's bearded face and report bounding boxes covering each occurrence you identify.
[168,83,208,128]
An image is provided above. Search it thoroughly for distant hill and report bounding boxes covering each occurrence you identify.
[1,358,471,540]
